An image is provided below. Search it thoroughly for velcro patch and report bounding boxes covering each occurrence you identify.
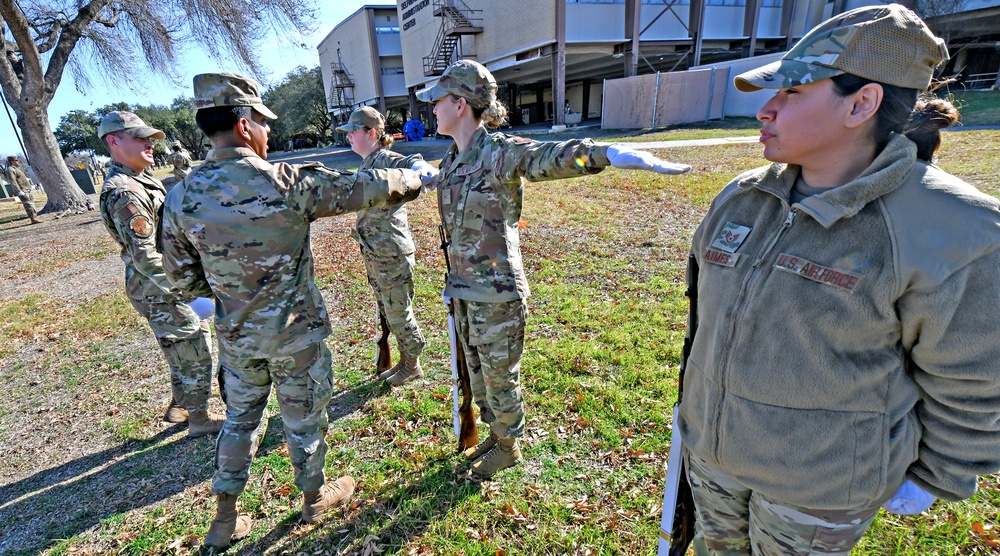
[511,136,533,145]
[129,215,154,238]
[704,248,739,268]
[115,202,140,221]
[455,161,483,176]
[773,253,861,292]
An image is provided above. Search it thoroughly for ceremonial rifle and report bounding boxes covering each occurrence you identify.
[657,253,698,556]
[439,224,480,451]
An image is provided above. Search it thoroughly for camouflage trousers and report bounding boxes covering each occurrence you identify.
[362,251,425,359]
[686,451,880,556]
[453,298,527,441]
[212,342,334,496]
[129,294,213,412]
[17,190,37,219]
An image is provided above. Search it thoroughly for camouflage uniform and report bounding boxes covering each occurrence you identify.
[99,160,213,414]
[355,149,426,361]
[435,126,612,441]
[686,452,879,556]
[167,148,193,182]
[6,163,38,221]
[160,145,423,495]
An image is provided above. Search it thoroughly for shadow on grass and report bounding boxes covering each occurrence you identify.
[0,424,211,555]
[229,454,481,556]
[0,374,385,556]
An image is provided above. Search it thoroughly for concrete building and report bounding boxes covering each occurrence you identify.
[317,5,407,128]
[319,0,1000,131]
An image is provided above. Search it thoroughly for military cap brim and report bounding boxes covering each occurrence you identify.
[734,59,845,92]
[416,84,450,103]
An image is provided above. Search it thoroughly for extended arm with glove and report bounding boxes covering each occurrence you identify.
[606,144,691,175]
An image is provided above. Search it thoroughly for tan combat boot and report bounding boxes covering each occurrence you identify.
[471,438,522,478]
[378,364,398,380]
[162,400,188,423]
[463,432,499,461]
[204,493,251,548]
[386,356,423,386]
[187,409,225,438]
[302,476,355,523]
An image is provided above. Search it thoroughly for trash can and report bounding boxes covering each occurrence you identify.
[71,168,96,194]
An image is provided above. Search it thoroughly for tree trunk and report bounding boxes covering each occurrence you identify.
[17,104,91,213]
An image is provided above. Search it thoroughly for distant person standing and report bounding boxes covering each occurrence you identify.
[166,142,193,183]
[159,72,434,548]
[6,157,41,224]
[337,106,429,386]
[417,59,690,478]
[96,111,223,437]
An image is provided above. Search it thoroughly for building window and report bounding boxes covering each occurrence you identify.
[381,66,405,75]
[375,26,400,34]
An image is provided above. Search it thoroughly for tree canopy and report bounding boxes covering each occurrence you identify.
[262,66,331,148]
[0,0,318,212]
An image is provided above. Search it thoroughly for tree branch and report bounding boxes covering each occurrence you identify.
[32,17,65,54]
[0,0,45,105]
[43,0,114,100]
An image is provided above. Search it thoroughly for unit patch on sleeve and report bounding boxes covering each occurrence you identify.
[710,222,752,253]
[129,215,154,238]
[774,252,861,292]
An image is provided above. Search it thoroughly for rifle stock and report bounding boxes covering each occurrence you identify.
[448,299,479,451]
[440,224,479,451]
[657,254,698,556]
[375,310,392,375]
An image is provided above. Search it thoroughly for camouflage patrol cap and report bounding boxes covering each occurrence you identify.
[734,3,948,93]
[415,59,496,109]
[336,106,385,133]
[97,111,166,140]
[192,72,278,119]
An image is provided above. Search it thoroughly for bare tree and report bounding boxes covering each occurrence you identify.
[0,0,316,213]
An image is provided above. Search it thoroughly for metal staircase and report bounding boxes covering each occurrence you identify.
[327,63,356,117]
[422,0,483,77]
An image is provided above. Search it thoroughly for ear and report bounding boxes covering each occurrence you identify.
[845,83,883,129]
[235,118,253,141]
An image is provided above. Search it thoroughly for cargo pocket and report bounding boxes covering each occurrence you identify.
[305,344,334,414]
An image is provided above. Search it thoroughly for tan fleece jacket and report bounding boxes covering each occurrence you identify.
[680,134,1000,509]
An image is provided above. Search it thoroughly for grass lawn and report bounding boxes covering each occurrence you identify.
[1,128,999,555]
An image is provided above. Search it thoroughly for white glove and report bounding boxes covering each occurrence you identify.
[606,144,691,174]
[188,296,215,320]
[442,292,452,307]
[410,159,440,189]
[881,480,936,515]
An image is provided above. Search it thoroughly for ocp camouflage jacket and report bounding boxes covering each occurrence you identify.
[353,149,422,257]
[680,134,1000,509]
[438,127,611,302]
[160,147,422,358]
[99,162,181,303]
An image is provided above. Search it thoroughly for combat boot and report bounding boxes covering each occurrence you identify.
[187,409,225,438]
[204,493,251,548]
[29,217,41,224]
[386,356,423,387]
[463,432,498,461]
[471,438,522,478]
[302,476,355,523]
[162,400,188,423]
[378,364,398,381]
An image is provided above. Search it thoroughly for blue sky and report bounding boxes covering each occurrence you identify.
[0,2,373,158]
